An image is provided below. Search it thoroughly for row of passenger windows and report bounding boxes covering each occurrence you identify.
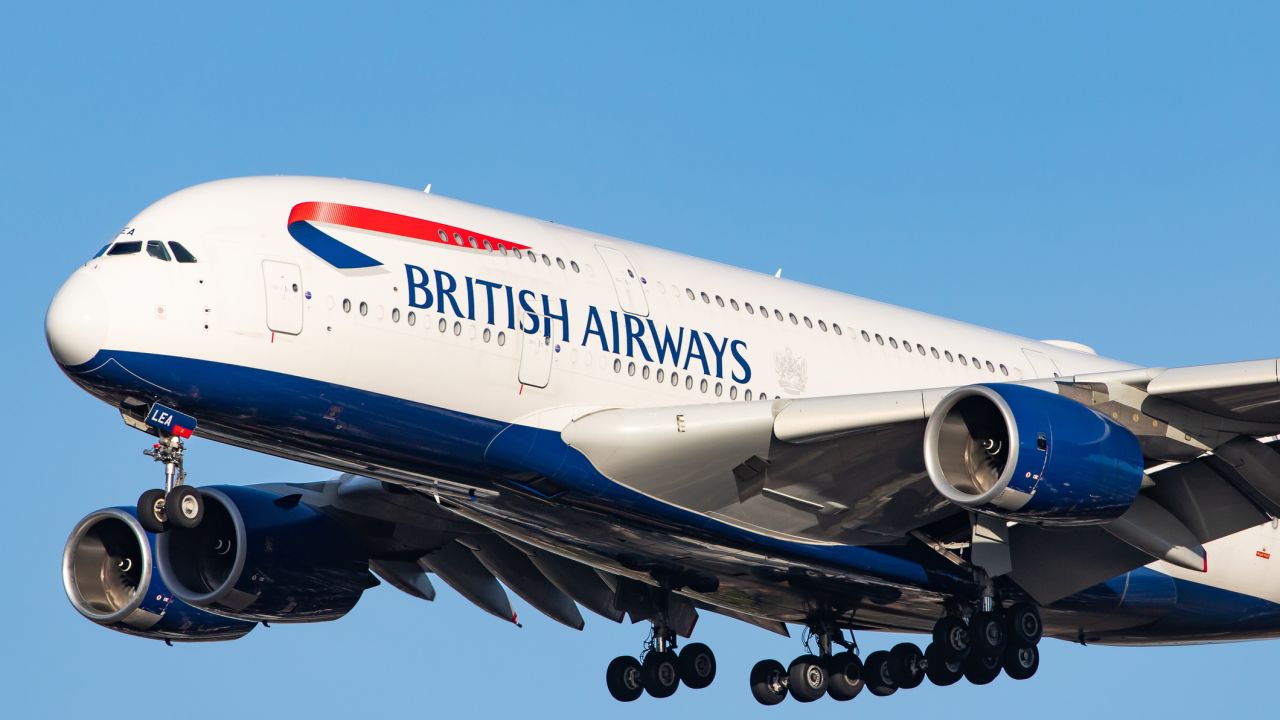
[340,298,510,346]
[609,357,777,401]
[96,240,198,263]
[439,228,585,273]
[678,284,1010,376]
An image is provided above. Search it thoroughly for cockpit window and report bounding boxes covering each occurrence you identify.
[107,241,142,256]
[146,241,171,261]
[168,241,197,263]
[92,244,110,259]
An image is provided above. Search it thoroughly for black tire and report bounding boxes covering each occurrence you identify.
[924,643,964,686]
[1005,602,1043,648]
[678,642,716,689]
[137,488,168,533]
[932,615,970,659]
[969,611,1007,656]
[963,651,1002,685]
[165,486,204,529]
[863,650,897,697]
[605,656,643,702]
[642,651,680,698]
[826,652,863,701]
[1002,644,1039,680]
[749,659,788,706]
[787,654,827,703]
[887,642,925,689]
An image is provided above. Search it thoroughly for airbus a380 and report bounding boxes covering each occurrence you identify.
[49,176,1280,704]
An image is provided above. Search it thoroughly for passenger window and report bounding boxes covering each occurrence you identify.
[833,325,842,336]
[875,334,884,345]
[168,242,197,263]
[107,241,142,255]
[861,330,871,342]
[889,338,899,349]
[701,292,710,304]
[789,313,798,325]
[715,295,725,307]
[745,303,754,314]
[774,309,784,321]
[730,299,740,311]
[142,241,170,260]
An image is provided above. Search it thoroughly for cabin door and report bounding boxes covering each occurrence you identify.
[262,260,304,335]
[595,246,649,317]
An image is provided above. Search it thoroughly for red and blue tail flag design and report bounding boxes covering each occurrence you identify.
[287,201,531,269]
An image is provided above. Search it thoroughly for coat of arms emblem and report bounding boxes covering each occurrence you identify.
[774,348,808,394]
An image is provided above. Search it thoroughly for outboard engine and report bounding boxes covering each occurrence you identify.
[62,508,255,641]
[924,383,1144,525]
[157,485,377,622]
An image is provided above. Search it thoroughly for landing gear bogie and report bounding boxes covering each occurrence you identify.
[887,642,926,689]
[1005,602,1043,648]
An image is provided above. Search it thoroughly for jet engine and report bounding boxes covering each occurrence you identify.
[923,383,1143,525]
[62,507,256,641]
[156,485,377,622]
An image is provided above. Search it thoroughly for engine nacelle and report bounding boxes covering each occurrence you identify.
[62,508,255,642]
[923,383,1143,525]
[157,485,376,622]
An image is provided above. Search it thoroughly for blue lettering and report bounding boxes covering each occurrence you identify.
[582,306,609,351]
[542,295,570,342]
[702,332,728,378]
[684,331,710,376]
[609,311,620,356]
[434,270,463,318]
[476,279,502,325]
[406,264,433,309]
[647,320,684,365]
[730,340,752,384]
[463,276,476,321]
[518,290,540,335]
[503,285,516,329]
[624,314,653,362]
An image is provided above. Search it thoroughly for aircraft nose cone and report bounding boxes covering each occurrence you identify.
[46,270,108,367]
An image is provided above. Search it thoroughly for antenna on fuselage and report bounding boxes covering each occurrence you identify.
[774,268,783,278]
[423,183,432,194]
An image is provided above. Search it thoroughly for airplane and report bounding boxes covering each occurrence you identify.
[48,176,1280,705]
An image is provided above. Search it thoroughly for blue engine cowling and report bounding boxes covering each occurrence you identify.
[62,507,256,642]
[156,485,376,622]
[923,383,1144,524]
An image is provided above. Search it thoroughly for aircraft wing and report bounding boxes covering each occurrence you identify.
[561,358,1280,603]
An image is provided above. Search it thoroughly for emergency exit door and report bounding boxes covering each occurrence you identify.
[519,331,554,388]
[262,260,304,335]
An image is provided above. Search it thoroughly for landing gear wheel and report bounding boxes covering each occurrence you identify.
[678,643,716,689]
[969,611,1007,656]
[787,654,827,703]
[165,485,204,529]
[749,659,788,706]
[1005,602,1043,648]
[825,651,864,701]
[924,643,964,686]
[887,642,925,689]
[606,656,643,702]
[137,488,168,533]
[932,615,971,659]
[863,650,898,697]
[641,651,680,698]
[1002,644,1039,680]
[963,651,1003,685]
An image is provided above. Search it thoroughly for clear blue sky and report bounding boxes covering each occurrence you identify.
[3,1,1277,716]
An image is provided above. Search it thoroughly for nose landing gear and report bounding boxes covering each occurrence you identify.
[136,434,203,532]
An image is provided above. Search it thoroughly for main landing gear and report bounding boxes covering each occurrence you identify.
[746,603,1043,706]
[606,624,718,702]
[136,434,204,533]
